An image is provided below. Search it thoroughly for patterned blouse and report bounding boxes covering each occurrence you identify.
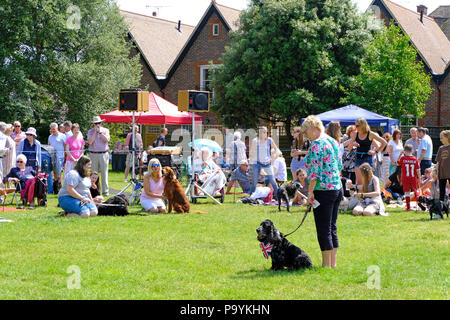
[304,134,343,191]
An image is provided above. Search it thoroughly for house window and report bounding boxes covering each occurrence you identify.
[200,64,220,101]
[212,24,219,36]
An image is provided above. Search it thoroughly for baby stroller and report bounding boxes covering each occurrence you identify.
[17,173,48,208]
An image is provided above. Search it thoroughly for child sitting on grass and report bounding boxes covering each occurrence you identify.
[397,144,421,211]
[292,168,309,206]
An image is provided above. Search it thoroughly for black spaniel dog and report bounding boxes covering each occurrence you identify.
[277,181,302,212]
[418,196,449,220]
[256,219,312,270]
[97,194,130,216]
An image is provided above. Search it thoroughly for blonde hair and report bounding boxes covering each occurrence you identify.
[359,162,373,193]
[292,126,304,149]
[145,158,162,178]
[440,130,450,144]
[302,115,324,133]
[355,118,370,134]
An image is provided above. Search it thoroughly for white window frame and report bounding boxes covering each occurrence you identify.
[212,24,219,36]
[200,64,221,103]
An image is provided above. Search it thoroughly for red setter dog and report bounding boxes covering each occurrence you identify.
[162,167,190,213]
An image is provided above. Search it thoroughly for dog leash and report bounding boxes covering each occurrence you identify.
[284,205,311,237]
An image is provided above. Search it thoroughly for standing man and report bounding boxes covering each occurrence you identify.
[405,127,420,158]
[48,123,66,192]
[11,121,26,149]
[88,116,110,196]
[124,125,143,182]
[63,121,73,139]
[153,127,168,147]
[417,127,433,175]
[226,131,247,171]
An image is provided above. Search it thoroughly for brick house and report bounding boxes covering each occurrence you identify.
[121,1,241,127]
[430,5,450,40]
[370,0,450,127]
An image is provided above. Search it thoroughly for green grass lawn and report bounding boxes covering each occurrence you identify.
[0,170,448,300]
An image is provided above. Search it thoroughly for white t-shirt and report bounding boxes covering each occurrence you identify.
[272,157,287,182]
[388,139,403,163]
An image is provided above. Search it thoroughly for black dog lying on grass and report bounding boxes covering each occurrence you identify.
[417,196,449,220]
[97,194,130,216]
[277,181,302,212]
[256,219,312,270]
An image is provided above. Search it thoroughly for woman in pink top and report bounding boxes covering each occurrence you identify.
[64,123,85,173]
[141,158,166,213]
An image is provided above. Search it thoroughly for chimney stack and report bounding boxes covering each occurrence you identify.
[417,5,427,23]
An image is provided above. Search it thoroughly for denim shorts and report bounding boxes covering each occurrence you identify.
[354,154,373,167]
[58,195,97,215]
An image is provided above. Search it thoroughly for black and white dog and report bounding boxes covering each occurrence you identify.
[277,181,302,212]
[417,195,449,220]
[256,219,312,270]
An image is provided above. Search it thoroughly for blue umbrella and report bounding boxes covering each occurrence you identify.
[189,139,223,152]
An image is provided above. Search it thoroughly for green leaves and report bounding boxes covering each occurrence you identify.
[343,23,432,123]
[213,0,373,131]
[0,0,141,134]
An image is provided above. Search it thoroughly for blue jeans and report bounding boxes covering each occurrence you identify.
[420,160,432,176]
[355,154,373,167]
[250,162,278,195]
[59,195,97,215]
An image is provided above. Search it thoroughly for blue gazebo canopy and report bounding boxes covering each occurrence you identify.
[302,105,399,134]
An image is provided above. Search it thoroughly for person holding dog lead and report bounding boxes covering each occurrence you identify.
[302,116,343,268]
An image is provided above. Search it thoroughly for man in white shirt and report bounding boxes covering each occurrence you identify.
[417,127,433,175]
[405,127,420,158]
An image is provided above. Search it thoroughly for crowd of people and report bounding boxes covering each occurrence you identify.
[1,114,449,269]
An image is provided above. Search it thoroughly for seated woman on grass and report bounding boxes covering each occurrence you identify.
[351,163,386,216]
[58,156,98,218]
[140,158,166,214]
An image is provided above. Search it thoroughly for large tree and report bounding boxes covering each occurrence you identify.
[342,23,433,123]
[0,0,141,134]
[213,0,374,137]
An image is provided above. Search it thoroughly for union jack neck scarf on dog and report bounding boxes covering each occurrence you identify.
[260,241,274,259]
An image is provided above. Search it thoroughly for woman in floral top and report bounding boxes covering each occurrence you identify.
[302,115,343,268]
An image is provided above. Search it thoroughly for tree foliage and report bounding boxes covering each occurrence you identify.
[0,0,141,135]
[342,23,432,123]
[212,0,374,135]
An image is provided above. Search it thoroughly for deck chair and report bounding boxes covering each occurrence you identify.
[1,179,23,209]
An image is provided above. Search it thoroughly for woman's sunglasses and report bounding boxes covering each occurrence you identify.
[17,160,24,163]
[151,164,160,168]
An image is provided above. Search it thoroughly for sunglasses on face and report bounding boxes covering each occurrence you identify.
[17,160,24,163]
[14,125,20,128]
[151,164,160,168]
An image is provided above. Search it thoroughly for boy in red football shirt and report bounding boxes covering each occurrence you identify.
[397,144,421,210]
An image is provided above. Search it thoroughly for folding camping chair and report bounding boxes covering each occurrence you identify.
[1,179,24,209]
